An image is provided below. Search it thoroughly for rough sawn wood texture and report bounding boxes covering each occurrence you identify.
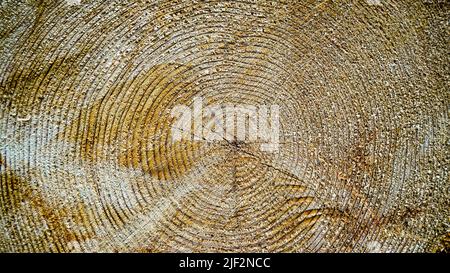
[0,0,448,252]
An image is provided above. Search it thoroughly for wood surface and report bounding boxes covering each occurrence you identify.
[0,0,448,252]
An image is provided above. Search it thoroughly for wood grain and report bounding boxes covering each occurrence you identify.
[0,0,448,252]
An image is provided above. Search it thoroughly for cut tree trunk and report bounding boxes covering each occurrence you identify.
[0,0,448,252]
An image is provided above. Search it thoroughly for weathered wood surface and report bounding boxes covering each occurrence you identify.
[0,0,448,252]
